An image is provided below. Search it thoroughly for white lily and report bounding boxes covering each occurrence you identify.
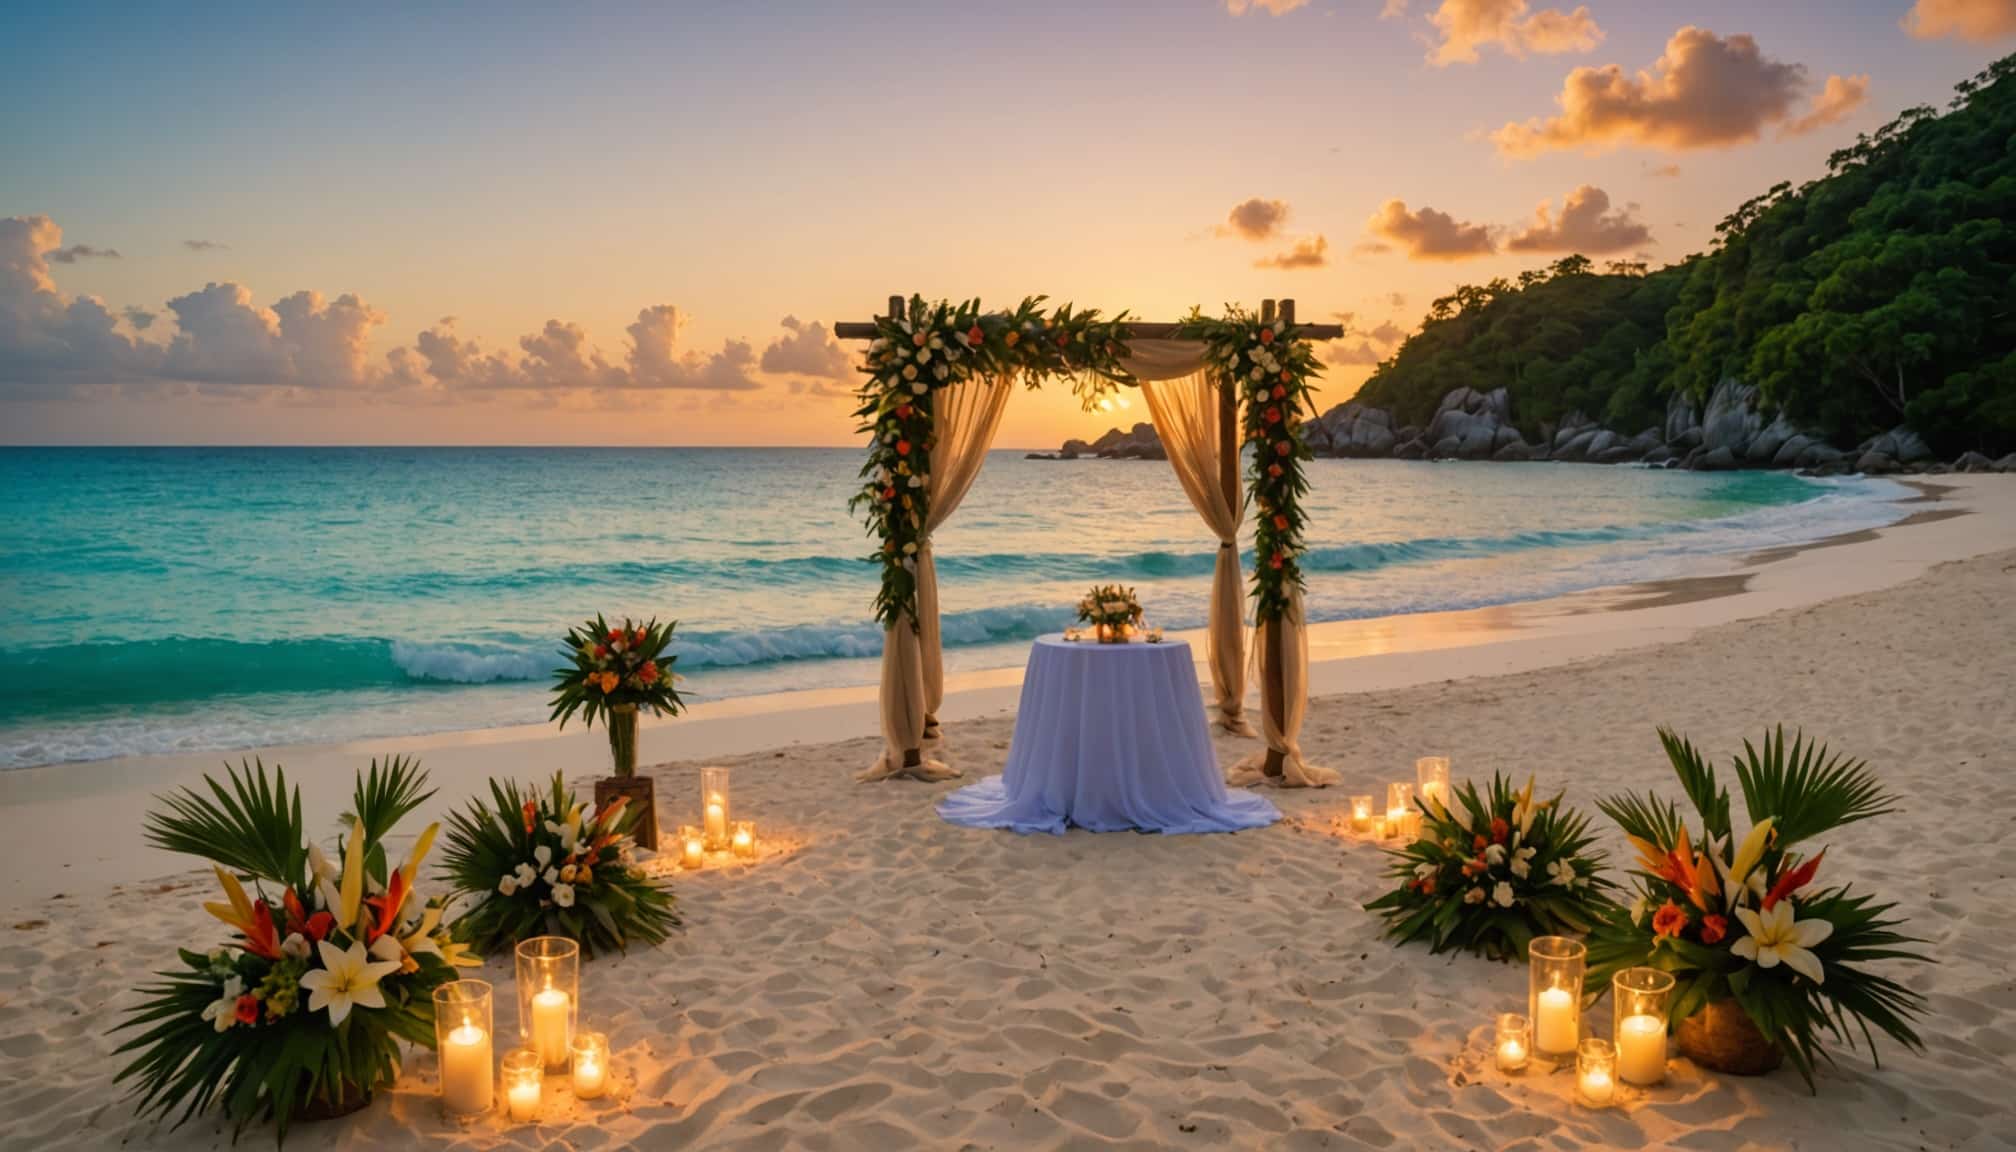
[551,882,576,909]
[534,844,553,869]
[1492,882,1515,908]
[513,862,537,888]
[1484,843,1506,866]
[1731,902,1832,984]
[1546,858,1576,887]
[201,976,246,1033]
[1413,862,1436,881]
[1510,846,1536,879]
[498,874,520,896]
[299,939,400,1026]
[1463,886,1486,905]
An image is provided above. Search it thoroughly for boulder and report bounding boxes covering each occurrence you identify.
[1592,443,1647,464]
[1797,442,1845,468]
[1396,425,1422,445]
[1393,438,1428,460]
[1855,450,1899,474]
[1954,451,1997,473]
[1060,439,1091,459]
[1312,401,1401,458]
[1770,434,1814,469]
[1430,435,1463,459]
[1746,411,1801,464]
[1997,453,2016,473]
[1553,410,1596,452]
[1663,393,1701,446]
[1669,426,1704,451]
[1424,386,1520,460]
[1643,445,1676,466]
[1492,440,1535,462]
[1692,446,1739,471]
[1861,426,1932,464]
[1700,378,1763,458]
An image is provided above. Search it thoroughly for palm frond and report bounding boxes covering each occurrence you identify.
[1734,727,1894,848]
[1659,726,1732,844]
[349,755,434,848]
[144,759,306,887]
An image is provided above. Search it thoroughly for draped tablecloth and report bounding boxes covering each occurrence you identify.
[937,635,1280,835]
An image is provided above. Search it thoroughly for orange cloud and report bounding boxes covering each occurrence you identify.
[1428,0,1602,66]
[1365,200,1495,260]
[1226,0,1308,13]
[1901,0,2016,42]
[1254,235,1330,269]
[1783,74,1869,137]
[1222,197,1291,241]
[1492,27,1812,156]
[1506,185,1651,254]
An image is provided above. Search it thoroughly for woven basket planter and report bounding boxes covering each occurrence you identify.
[1675,998,1782,1075]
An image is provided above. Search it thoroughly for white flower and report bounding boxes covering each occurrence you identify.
[1546,858,1576,887]
[1413,862,1437,881]
[916,346,931,364]
[1249,366,1263,380]
[928,333,943,349]
[870,337,887,352]
[513,862,537,887]
[201,976,246,1032]
[902,364,918,380]
[498,874,520,896]
[933,363,949,380]
[1493,882,1516,908]
[551,883,576,909]
[1731,902,1833,984]
[903,541,918,555]
[1510,846,1536,879]
[1463,887,1486,905]
[1484,843,1506,866]
[1629,894,1649,926]
[299,939,400,1026]
[543,867,560,885]
[281,932,311,960]
[534,845,553,869]
[307,841,337,883]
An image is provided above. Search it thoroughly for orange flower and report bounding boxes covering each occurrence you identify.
[1474,833,1489,851]
[1267,463,1283,478]
[1004,329,1020,347]
[1763,848,1825,910]
[1652,900,1689,939]
[522,799,536,835]
[1461,857,1488,877]
[912,331,927,347]
[1700,914,1728,945]
[966,324,984,345]
[1490,817,1509,844]
[1279,370,1291,383]
[634,627,647,645]
[234,994,260,1025]
[1259,327,1274,344]
[896,440,912,456]
[1274,441,1291,456]
[364,869,408,943]
[599,671,620,693]
[640,661,659,684]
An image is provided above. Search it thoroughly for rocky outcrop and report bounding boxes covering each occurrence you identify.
[1314,402,1398,458]
[1701,378,1764,458]
[1422,387,1528,460]
[1086,422,1165,460]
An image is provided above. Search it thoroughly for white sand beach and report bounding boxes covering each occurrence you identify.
[3,474,2013,1151]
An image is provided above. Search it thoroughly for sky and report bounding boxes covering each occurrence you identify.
[3,0,2012,448]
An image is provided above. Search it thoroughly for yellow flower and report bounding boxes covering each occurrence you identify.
[1727,818,1775,896]
[203,865,256,936]
[401,822,439,891]
[337,820,366,933]
[437,938,484,969]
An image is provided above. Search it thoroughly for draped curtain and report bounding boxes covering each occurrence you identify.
[859,372,1013,782]
[1128,340,1253,735]
[1226,587,1339,787]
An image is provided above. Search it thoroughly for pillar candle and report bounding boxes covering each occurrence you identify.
[1579,1063,1615,1105]
[731,823,755,858]
[704,797,727,845]
[682,833,705,869]
[440,1022,493,1115]
[572,1051,605,1099]
[507,1074,540,1122]
[531,986,571,1069]
[1616,1014,1667,1085]
[1535,986,1578,1055]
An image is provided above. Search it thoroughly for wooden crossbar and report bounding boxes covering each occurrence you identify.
[832,300,1343,342]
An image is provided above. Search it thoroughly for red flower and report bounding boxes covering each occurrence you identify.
[1271,384,1286,399]
[1057,333,1070,348]
[607,628,623,642]
[1763,848,1826,910]
[896,440,912,456]
[1267,464,1283,478]
[895,404,913,419]
[634,627,647,644]
[1489,817,1509,844]
[522,799,537,835]
[882,487,896,501]
[1274,441,1291,456]
[966,324,984,345]
[364,869,408,943]
[640,661,659,684]
[593,644,608,659]
[1269,553,1284,570]
[912,331,927,347]
[303,910,334,943]
[1272,514,1289,531]
[1652,900,1689,939]
[1265,406,1282,424]
[1259,327,1274,344]
[1461,857,1488,877]
[1700,914,1728,945]
[241,899,281,961]
[235,994,260,1025]
[1279,370,1291,383]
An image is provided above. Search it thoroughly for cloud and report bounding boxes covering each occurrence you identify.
[122,305,156,331]
[1426,0,1603,66]
[1221,197,1291,241]
[1368,320,1407,345]
[1253,235,1330,269]
[0,215,160,395]
[760,315,850,381]
[48,244,121,264]
[182,239,229,252]
[1381,0,1410,18]
[1902,0,2016,42]
[1505,185,1652,253]
[1646,162,1683,178]
[1491,27,1815,156]
[158,283,389,389]
[1387,292,1409,307]
[1783,73,1869,137]
[1365,200,1496,260]
[410,307,760,393]
[1323,340,1385,366]
[1351,239,1394,257]
[1226,0,1308,13]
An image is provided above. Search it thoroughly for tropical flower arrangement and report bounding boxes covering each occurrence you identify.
[551,614,685,778]
[851,295,1133,629]
[115,757,475,1142]
[440,772,678,958]
[1586,727,1929,1089]
[1365,774,1618,961]
[1179,307,1320,625]
[1075,583,1144,642]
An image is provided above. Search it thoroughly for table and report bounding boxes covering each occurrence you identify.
[937,635,1280,835]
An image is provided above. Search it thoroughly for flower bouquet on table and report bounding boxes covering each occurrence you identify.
[552,614,685,848]
[1076,584,1144,643]
[441,772,678,959]
[1585,727,1929,1088]
[114,757,475,1142]
[1366,774,1618,961]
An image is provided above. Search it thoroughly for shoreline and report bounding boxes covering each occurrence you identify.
[2,475,2010,909]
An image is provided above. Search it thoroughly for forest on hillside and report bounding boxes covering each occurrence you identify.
[1352,53,2016,457]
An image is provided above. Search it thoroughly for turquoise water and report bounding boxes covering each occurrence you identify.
[0,448,1906,768]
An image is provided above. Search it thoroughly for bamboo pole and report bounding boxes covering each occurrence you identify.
[1261,299,1287,779]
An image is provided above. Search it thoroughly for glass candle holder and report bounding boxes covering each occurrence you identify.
[1349,794,1373,832]
[1576,1038,1617,1106]
[1613,967,1675,1086]
[502,1048,543,1122]
[571,1030,609,1100]
[1494,1012,1530,1073]
[433,979,494,1117]
[515,936,579,1072]
[1529,936,1587,1058]
[679,824,705,869]
[731,820,756,858]
[700,765,731,850]
[1415,756,1450,812]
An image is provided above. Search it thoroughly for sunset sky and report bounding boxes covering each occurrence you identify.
[4,0,2012,448]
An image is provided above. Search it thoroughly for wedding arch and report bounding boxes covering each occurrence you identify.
[834,295,1344,790]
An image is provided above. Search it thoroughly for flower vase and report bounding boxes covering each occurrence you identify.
[594,705,657,850]
[1096,623,1132,644]
[1674,998,1782,1075]
[291,1078,373,1122]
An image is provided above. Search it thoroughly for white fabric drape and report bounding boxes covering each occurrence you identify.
[1134,343,1253,736]
[860,373,1013,782]
[1227,587,1339,788]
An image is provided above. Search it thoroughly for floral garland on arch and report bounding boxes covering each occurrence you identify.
[1178,307,1319,624]
[851,296,1133,628]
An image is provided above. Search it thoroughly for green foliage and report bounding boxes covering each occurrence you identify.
[145,758,308,891]
[1365,774,1619,961]
[441,773,679,958]
[1588,727,1929,1091]
[551,615,685,733]
[1357,53,2016,457]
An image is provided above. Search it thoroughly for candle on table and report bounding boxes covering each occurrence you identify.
[531,984,571,1069]
[1616,1014,1667,1086]
[731,821,755,858]
[440,1020,493,1115]
[1535,986,1578,1055]
[571,1031,609,1100]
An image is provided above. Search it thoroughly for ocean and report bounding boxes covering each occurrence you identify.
[0,447,1908,769]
